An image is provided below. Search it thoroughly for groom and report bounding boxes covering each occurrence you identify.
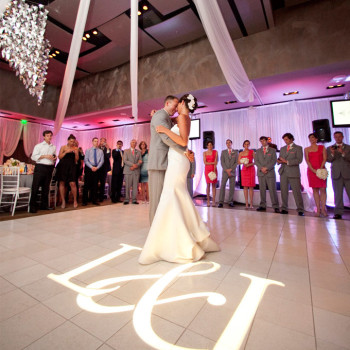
[148,95,193,224]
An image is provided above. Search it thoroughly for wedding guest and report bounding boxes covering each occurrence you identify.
[218,139,238,208]
[267,136,278,151]
[29,130,56,213]
[239,140,255,209]
[98,137,111,202]
[305,133,327,217]
[203,141,218,206]
[139,141,149,204]
[326,131,350,220]
[123,139,142,205]
[277,133,304,216]
[254,136,280,213]
[56,134,79,209]
[111,140,124,203]
[187,158,196,198]
[82,137,104,206]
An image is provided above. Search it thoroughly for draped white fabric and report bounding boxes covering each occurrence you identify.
[130,0,138,122]
[53,0,91,134]
[193,0,254,102]
[0,118,23,164]
[23,123,48,157]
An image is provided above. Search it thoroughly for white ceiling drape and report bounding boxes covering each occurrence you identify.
[130,0,138,122]
[53,0,91,134]
[193,0,254,102]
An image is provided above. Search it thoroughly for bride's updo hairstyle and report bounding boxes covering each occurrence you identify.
[179,94,198,113]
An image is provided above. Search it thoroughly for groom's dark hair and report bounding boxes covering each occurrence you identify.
[164,95,178,104]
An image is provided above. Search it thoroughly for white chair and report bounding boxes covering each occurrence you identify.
[0,166,31,216]
[48,169,58,208]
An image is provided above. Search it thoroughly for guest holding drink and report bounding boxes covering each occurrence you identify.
[203,141,218,206]
[305,133,328,217]
[239,140,255,209]
[139,141,149,204]
[56,134,79,209]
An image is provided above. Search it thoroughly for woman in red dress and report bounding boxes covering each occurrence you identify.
[238,140,256,209]
[203,141,218,206]
[304,133,327,217]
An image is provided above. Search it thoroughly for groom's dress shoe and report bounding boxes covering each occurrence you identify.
[218,203,223,208]
[280,210,288,214]
[256,207,266,212]
[333,214,342,220]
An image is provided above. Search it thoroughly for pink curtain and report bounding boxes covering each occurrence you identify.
[0,118,23,164]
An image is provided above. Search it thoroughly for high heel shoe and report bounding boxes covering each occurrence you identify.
[206,200,210,207]
[73,202,78,208]
[245,205,249,209]
[61,202,66,209]
[250,205,254,209]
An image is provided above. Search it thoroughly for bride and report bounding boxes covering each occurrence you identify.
[139,94,219,264]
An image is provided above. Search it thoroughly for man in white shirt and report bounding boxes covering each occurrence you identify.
[30,130,57,213]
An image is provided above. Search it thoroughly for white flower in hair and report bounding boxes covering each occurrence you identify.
[187,94,195,111]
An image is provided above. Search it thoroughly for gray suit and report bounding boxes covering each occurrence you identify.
[278,143,304,212]
[219,149,238,204]
[327,143,350,215]
[254,146,279,209]
[123,148,141,202]
[148,109,186,223]
[187,158,196,198]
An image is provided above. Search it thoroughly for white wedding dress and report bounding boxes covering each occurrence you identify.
[139,125,219,264]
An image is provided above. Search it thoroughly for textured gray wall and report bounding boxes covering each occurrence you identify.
[0,69,60,120]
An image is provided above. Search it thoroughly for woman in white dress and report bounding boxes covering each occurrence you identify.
[139,94,219,264]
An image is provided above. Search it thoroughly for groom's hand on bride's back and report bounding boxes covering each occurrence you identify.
[185,150,195,163]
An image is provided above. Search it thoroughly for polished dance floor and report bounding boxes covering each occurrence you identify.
[0,203,349,349]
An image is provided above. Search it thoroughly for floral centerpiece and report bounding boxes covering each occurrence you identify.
[4,158,20,166]
[316,169,328,180]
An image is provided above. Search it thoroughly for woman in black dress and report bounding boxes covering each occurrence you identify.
[56,134,79,208]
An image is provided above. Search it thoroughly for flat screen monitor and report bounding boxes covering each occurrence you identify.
[189,119,200,140]
[331,100,350,127]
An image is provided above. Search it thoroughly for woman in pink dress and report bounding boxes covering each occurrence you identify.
[238,140,256,209]
[203,141,218,206]
[304,132,327,217]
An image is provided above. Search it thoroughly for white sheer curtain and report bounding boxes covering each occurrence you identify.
[193,0,253,102]
[23,123,48,157]
[130,0,138,122]
[54,0,91,134]
[0,118,23,164]
[192,97,349,208]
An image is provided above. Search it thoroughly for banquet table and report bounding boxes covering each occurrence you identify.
[20,174,33,188]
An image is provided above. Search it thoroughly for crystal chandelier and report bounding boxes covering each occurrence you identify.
[0,0,51,105]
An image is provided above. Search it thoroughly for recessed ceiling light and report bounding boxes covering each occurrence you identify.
[93,30,98,35]
[224,100,237,104]
[55,50,60,54]
[283,91,299,96]
[327,84,345,89]
[138,10,142,15]
[82,37,87,41]
[143,5,148,10]
[49,55,53,58]
[52,53,56,57]
[85,33,90,38]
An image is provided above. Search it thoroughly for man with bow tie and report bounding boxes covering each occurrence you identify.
[218,139,238,208]
[277,133,304,216]
[123,139,142,204]
[254,136,280,213]
[111,140,124,203]
[327,131,350,219]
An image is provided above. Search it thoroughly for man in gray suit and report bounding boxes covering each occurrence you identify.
[148,95,193,224]
[277,133,304,216]
[327,131,350,219]
[254,136,280,213]
[187,158,196,198]
[123,139,142,205]
[218,139,238,208]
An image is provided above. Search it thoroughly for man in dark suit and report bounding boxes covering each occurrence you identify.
[218,139,238,208]
[98,137,111,202]
[187,158,196,198]
[254,136,280,213]
[123,139,142,204]
[111,140,124,203]
[277,133,304,216]
[327,131,350,219]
